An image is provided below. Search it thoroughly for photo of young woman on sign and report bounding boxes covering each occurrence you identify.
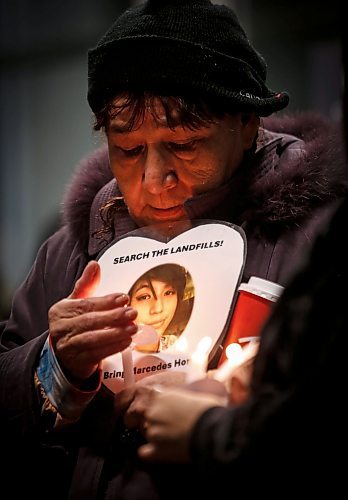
[129,263,194,352]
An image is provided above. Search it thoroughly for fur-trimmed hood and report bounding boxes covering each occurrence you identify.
[238,113,347,229]
[63,112,347,250]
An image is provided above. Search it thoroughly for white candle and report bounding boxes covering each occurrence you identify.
[122,347,135,387]
[186,336,212,383]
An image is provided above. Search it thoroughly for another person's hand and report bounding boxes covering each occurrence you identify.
[117,371,228,433]
[48,261,138,383]
[116,370,187,431]
[208,342,259,404]
[138,387,227,463]
[227,357,255,404]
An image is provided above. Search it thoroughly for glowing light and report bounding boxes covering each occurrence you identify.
[186,336,212,383]
[213,341,259,383]
[225,343,243,362]
[197,336,213,354]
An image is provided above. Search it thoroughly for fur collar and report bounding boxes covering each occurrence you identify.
[239,113,347,231]
[63,112,347,250]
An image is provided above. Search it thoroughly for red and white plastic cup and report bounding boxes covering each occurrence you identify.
[218,277,284,366]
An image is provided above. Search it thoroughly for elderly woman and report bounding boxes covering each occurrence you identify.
[1,0,346,498]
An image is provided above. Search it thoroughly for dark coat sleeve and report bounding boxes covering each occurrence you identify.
[188,198,348,497]
[0,226,89,435]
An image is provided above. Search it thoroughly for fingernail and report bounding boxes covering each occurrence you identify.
[125,323,137,333]
[115,294,129,305]
[124,308,137,320]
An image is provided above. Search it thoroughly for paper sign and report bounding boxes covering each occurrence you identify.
[93,220,246,393]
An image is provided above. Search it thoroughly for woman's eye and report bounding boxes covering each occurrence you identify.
[116,145,144,157]
[135,293,151,302]
[164,289,176,296]
[167,140,197,153]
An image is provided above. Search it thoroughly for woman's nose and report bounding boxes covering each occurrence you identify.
[150,298,163,314]
[142,147,178,195]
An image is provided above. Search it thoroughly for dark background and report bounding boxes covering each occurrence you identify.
[0,0,342,318]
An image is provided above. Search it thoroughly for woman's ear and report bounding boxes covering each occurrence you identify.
[241,112,260,150]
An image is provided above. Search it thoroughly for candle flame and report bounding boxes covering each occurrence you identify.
[196,336,213,355]
[225,343,243,365]
[213,341,259,384]
[186,336,212,383]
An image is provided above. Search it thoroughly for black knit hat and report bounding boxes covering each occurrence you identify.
[87,0,289,117]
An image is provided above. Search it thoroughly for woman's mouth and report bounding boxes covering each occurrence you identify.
[149,319,166,329]
[148,205,186,221]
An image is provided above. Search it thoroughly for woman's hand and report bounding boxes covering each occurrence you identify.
[48,261,138,382]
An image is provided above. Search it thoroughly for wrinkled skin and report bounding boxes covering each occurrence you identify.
[106,97,259,228]
[48,261,138,384]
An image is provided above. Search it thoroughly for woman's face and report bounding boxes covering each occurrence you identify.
[130,278,178,336]
[106,96,259,227]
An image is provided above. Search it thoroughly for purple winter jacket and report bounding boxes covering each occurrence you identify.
[0,113,346,499]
